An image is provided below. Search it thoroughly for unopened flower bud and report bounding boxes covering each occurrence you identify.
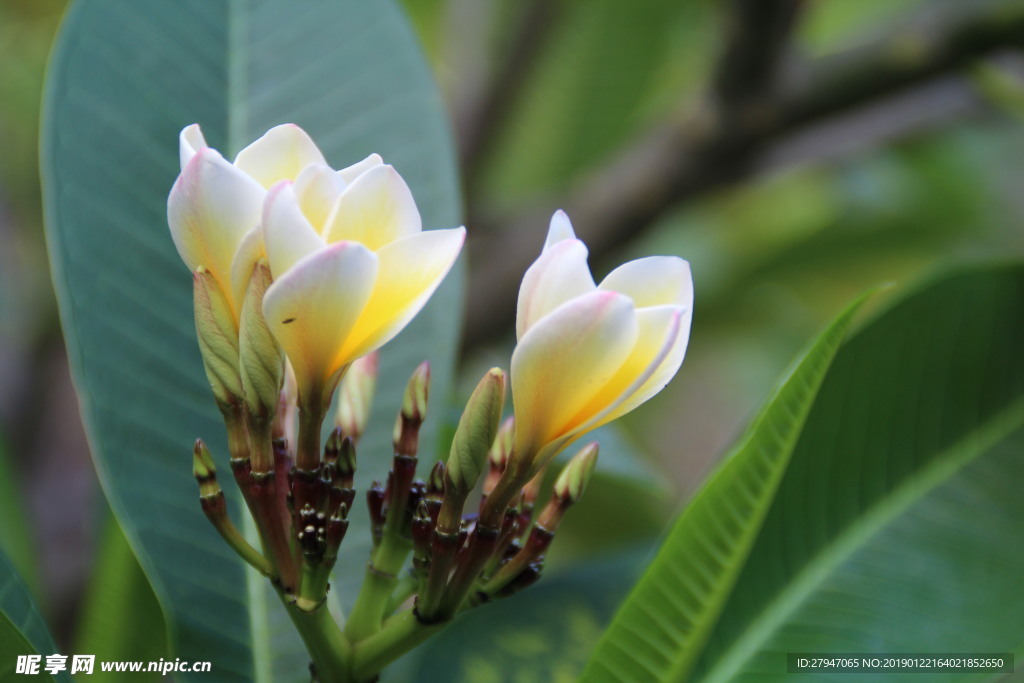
[489,416,515,468]
[193,268,242,410]
[446,368,506,494]
[239,261,284,421]
[393,361,430,455]
[336,351,378,443]
[553,442,598,505]
[193,439,221,498]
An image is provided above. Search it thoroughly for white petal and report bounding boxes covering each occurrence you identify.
[516,239,595,340]
[339,227,465,363]
[337,153,384,183]
[233,124,327,188]
[262,242,378,403]
[574,304,688,434]
[511,291,637,458]
[167,148,265,314]
[179,124,208,170]
[543,209,576,251]
[599,256,692,309]
[323,164,422,249]
[262,182,327,279]
[294,164,348,231]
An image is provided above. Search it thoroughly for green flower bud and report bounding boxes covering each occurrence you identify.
[193,439,221,498]
[239,260,283,421]
[193,268,241,410]
[447,368,506,493]
[553,442,599,505]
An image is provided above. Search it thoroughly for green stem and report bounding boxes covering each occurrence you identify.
[386,573,418,615]
[346,524,411,641]
[278,589,353,683]
[351,611,444,682]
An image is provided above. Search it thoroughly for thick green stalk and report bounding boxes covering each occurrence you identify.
[278,589,353,683]
[351,611,444,682]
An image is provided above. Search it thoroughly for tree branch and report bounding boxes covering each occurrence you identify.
[464,0,1024,348]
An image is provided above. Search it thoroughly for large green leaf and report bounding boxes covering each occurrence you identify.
[73,512,168,682]
[581,289,870,682]
[0,431,38,599]
[693,264,1024,682]
[41,1,461,681]
[0,548,69,683]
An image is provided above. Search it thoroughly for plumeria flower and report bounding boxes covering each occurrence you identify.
[168,123,465,410]
[168,122,351,319]
[510,210,692,474]
[258,157,465,408]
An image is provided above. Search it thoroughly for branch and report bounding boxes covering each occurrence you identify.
[463,0,1024,348]
[457,0,562,196]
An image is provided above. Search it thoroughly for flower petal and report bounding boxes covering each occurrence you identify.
[339,227,466,362]
[323,164,422,249]
[167,148,265,313]
[262,242,378,403]
[516,239,596,340]
[337,153,384,183]
[179,124,208,170]
[294,163,348,231]
[511,291,637,457]
[543,209,577,250]
[233,124,327,188]
[599,256,692,308]
[262,182,327,279]
[571,304,688,434]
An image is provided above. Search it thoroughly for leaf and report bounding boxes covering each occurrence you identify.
[73,512,168,682]
[0,547,69,683]
[0,431,39,599]
[580,289,872,682]
[693,264,1024,682]
[397,552,649,683]
[41,1,461,680]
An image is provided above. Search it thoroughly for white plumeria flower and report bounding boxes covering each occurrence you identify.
[168,123,465,408]
[259,162,465,408]
[511,210,692,473]
[168,122,352,318]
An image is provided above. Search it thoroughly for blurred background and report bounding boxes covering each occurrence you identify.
[3,0,1024,655]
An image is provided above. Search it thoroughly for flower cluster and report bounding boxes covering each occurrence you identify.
[167,123,692,680]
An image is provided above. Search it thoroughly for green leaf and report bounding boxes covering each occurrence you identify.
[41,1,461,680]
[581,289,872,682]
[73,512,168,682]
[399,553,648,683]
[0,548,69,683]
[693,264,1024,682]
[0,431,39,599]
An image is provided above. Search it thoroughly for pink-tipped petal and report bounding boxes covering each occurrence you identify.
[179,124,208,170]
[167,148,265,314]
[511,291,637,458]
[599,256,692,309]
[516,238,596,340]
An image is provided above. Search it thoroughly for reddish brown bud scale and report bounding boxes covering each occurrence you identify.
[494,559,544,598]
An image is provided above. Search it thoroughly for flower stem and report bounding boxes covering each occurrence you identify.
[278,588,353,683]
[351,611,444,682]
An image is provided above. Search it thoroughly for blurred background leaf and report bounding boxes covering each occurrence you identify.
[0,548,69,682]
[42,0,460,679]
[72,512,167,682]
